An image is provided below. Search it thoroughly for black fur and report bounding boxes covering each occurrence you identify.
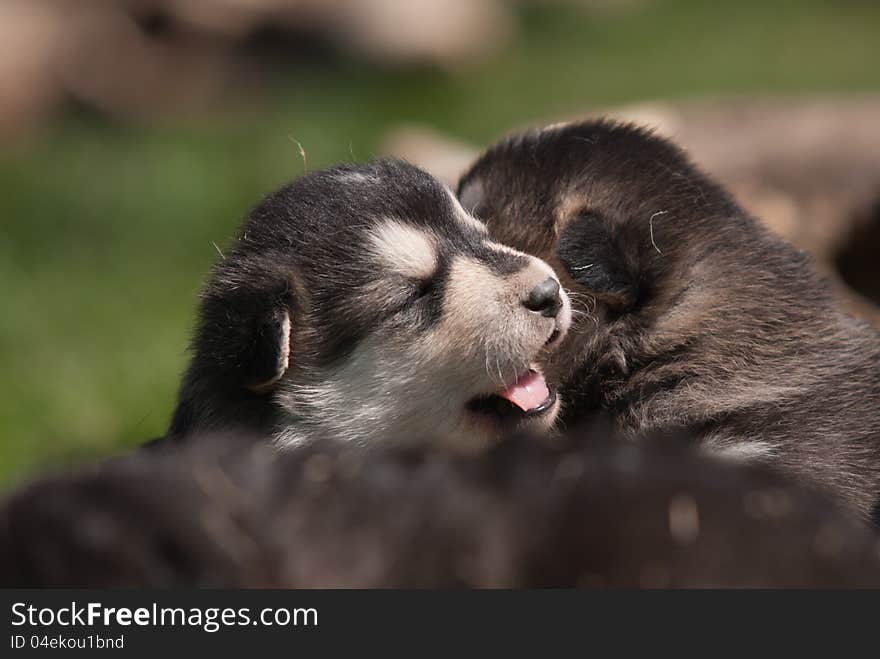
[558,211,638,303]
[4,432,879,588]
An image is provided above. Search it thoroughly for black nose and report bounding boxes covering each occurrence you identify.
[524,277,562,318]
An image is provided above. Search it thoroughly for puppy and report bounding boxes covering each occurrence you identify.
[4,432,880,588]
[167,158,570,452]
[457,120,880,517]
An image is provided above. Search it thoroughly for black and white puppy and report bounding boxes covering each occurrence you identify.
[458,120,880,517]
[168,158,570,451]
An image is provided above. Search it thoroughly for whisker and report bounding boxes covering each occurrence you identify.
[649,210,668,254]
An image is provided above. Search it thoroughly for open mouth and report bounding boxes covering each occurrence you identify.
[467,369,557,422]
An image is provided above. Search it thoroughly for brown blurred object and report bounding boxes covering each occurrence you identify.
[58,3,245,122]
[135,0,514,65]
[0,0,67,135]
[383,126,481,186]
[382,97,880,325]
[0,0,515,138]
[322,0,512,66]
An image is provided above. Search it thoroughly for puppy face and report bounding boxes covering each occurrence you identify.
[172,159,570,451]
[457,121,742,392]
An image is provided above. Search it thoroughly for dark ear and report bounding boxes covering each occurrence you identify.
[242,304,291,394]
[457,178,485,218]
[195,286,292,395]
[557,213,637,305]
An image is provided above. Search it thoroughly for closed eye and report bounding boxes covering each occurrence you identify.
[557,209,636,304]
[414,276,436,299]
[577,210,601,223]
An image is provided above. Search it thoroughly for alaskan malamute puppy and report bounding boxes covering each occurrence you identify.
[458,120,880,518]
[168,158,571,451]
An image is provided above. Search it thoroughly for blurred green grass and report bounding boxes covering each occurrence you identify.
[1,0,879,488]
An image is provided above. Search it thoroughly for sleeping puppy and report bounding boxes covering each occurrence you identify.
[167,158,570,452]
[4,432,880,588]
[457,120,880,518]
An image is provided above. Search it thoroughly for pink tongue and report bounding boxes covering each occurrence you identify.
[498,371,550,412]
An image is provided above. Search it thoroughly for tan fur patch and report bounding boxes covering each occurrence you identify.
[555,189,587,229]
[434,256,508,353]
[422,253,569,386]
[367,219,438,280]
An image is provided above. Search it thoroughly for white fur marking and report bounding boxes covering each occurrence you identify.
[368,219,437,280]
[703,440,776,462]
[335,171,380,185]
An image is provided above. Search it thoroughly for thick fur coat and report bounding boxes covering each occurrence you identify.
[458,120,880,518]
